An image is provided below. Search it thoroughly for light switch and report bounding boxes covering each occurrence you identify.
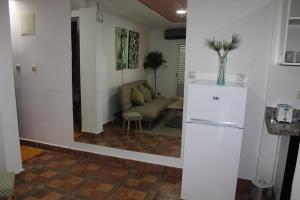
[32,65,38,72]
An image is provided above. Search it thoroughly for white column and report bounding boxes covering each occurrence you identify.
[0,0,23,173]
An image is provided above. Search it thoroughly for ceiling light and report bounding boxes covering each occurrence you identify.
[176,9,186,15]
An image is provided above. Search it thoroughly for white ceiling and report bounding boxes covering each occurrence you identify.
[71,0,186,28]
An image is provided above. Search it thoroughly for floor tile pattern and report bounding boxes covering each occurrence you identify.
[7,150,255,200]
[12,151,181,200]
[75,124,181,158]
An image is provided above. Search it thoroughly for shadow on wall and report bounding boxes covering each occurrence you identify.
[108,87,121,122]
[145,69,155,94]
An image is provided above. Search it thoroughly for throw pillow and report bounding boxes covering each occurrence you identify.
[138,84,152,102]
[143,82,155,99]
[131,87,145,106]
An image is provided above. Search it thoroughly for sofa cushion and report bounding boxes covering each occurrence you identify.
[131,88,145,106]
[143,82,155,99]
[138,84,152,102]
[119,80,146,111]
[128,98,171,121]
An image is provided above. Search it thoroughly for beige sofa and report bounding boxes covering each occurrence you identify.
[119,80,171,128]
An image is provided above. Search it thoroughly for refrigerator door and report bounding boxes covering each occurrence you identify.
[186,82,247,128]
[181,123,243,200]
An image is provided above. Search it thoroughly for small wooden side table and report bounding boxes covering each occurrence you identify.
[165,99,183,128]
[123,112,143,138]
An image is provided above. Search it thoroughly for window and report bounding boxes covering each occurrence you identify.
[177,44,186,97]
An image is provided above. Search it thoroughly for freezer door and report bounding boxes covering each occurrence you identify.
[186,83,247,128]
[181,123,243,200]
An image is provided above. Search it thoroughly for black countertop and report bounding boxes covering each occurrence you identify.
[265,107,300,136]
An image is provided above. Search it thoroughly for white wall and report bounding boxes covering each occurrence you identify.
[147,28,186,98]
[10,0,180,168]
[0,119,5,171]
[185,0,277,180]
[71,0,87,10]
[0,0,22,173]
[10,0,75,146]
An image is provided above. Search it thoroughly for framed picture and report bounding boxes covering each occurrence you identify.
[128,30,139,69]
[115,27,128,70]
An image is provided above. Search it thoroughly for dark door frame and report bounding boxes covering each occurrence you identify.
[71,17,81,132]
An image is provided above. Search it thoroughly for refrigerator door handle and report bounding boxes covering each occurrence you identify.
[190,118,243,129]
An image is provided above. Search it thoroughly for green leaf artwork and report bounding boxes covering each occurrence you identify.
[128,30,139,69]
[115,27,128,70]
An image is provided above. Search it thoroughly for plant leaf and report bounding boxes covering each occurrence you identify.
[206,33,242,55]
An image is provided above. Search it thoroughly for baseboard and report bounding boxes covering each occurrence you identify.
[103,120,114,127]
[20,138,182,178]
[15,168,24,174]
[238,175,252,181]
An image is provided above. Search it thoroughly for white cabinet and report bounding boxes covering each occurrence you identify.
[279,0,300,66]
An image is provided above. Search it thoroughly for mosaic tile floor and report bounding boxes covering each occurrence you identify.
[74,124,181,158]
[7,150,256,200]
[12,150,182,200]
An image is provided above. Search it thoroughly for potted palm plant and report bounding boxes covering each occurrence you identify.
[144,51,166,95]
[206,33,242,85]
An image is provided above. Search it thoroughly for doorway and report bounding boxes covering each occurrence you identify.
[176,44,186,97]
[71,17,81,132]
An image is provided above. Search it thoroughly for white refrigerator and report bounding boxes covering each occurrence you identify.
[181,80,247,200]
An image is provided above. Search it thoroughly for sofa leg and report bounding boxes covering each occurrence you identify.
[139,120,143,137]
[127,120,131,138]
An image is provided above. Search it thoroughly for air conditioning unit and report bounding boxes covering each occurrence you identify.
[164,28,186,40]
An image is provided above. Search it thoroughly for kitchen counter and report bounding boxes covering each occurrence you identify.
[265,107,300,136]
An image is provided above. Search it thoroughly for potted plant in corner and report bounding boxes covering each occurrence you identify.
[144,51,166,95]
